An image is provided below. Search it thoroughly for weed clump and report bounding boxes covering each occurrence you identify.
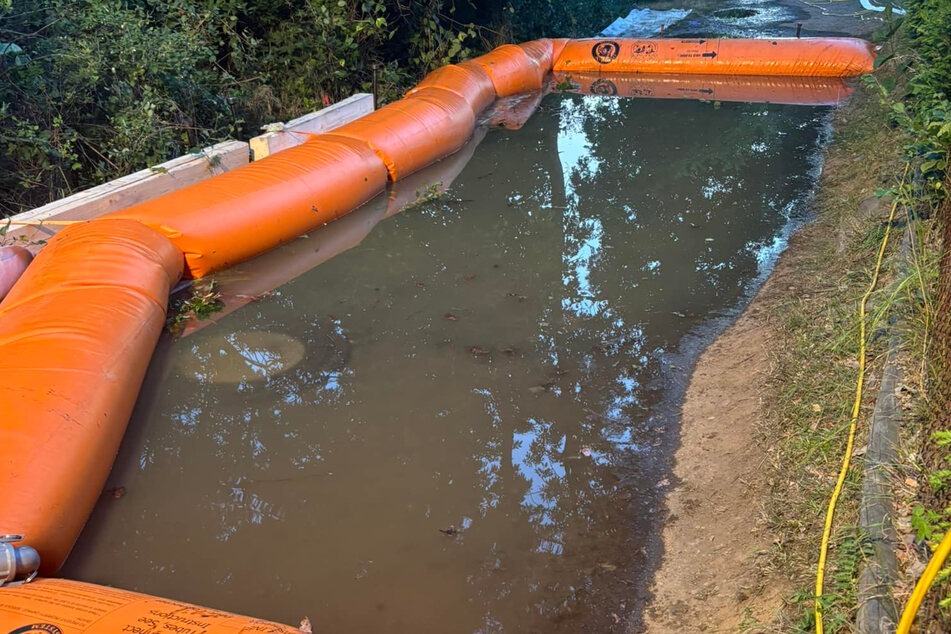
[166,280,224,338]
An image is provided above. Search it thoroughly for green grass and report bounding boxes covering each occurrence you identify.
[740,78,908,633]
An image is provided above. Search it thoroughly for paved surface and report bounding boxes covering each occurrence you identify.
[664,0,887,38]
[775,0,888,37]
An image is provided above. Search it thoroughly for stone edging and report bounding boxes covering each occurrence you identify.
[855,227,914,634]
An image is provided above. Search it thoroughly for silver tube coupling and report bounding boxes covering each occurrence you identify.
[0,535,40,586]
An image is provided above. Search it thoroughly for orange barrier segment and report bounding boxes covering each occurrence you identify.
[470,44,545,96]
[407,63,497,116]
[108,136,387,279]
[553,38,876,77]
[558,72,854,106]
[180,126,490,338]
[326,87,475,181]
[551,38,569,64]
[382,125,488,218]
[0,220,183,574]
[0,578,299,633]
[518,38,555,73]
[180,195,388,338]
[83,38,871,283]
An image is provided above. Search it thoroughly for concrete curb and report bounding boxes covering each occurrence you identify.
[856,341,901,634]
[855,228,912,634]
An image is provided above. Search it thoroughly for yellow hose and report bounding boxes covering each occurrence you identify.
[814,162,908,634]
[897,530,951,633]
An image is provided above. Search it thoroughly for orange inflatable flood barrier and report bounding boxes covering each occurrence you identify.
[408,63,497,116]
[179,126,489,339]
[0,220,182,575]
[326,86,475,181]
[518,39,555,75]
[554,37,876,76]
[107,136,387,279]
[0,35,876,628]
[558,72,854,106]
[0,578,298,633]
[470,44,546,96]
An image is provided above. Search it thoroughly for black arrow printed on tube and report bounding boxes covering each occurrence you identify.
[675,41,720,60]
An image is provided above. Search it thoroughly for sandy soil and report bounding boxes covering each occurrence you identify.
[641,249,794,633]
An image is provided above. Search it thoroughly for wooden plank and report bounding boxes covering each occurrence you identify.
[249,93,375,160]
[3,91,374,251]
[4,140,249,250]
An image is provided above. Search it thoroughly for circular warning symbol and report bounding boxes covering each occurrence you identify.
[8,625,63,634]
[590,78,618,96]
[591,41,620,64]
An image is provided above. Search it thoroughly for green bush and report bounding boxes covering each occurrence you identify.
[905,0,951,105]
[0,0,476,215]
[904,0,951,193]
[0,0,641,216]
[0,0,247,213]
[871,1,950,201]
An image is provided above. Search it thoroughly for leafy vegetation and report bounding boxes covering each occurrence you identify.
[0,0,631,216]
[870,0,950,198]
[166,279,224,336]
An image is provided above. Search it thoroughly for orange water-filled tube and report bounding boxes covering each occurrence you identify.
[558,72,854,106]
[407,63,497,116]
[517,38,555,74]
[469,44,546,96]
[327,86,475,181]
[108,136,387,279]
[0,578,299,633]
[553,37,876,76]
[0,220,183,574]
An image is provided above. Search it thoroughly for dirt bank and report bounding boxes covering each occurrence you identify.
[642,277,783,632]
[641,72,904,633]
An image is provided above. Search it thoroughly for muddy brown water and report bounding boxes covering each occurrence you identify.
[64,93,830,633]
